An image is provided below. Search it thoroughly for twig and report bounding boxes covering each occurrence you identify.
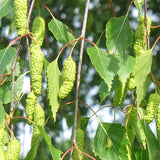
[61,146,75,160]
[10,41,22,114]
[126,0,135,16]
[26,36,31,67]
[109,0,115,17]
[27,0,36,29]
[144,0,149,49]
[152,34,160,50]
[70,0,90,159]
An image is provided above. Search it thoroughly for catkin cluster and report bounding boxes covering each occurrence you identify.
[31,103,45,147]
[0,128,5,160]
[144,93,160,124]
[5,138,21,160]
[30,17,45,53]
[128,16,151,91]
[113,79,128,106]
[156,107,160,148]
[14,0,27,36]
[30,47,44,97]
[30,16,45,97]
[59,56,76,99]
[25,91,37,125]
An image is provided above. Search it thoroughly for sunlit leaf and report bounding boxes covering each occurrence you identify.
[48,18,75,45]
[0,0,13,19]
[0,47,16,76]
[87,47,119,91]
[135,50,152,106]
[47,59,61,122]
[93,122,128,160]
[106,16,133,55]
[117,54,135,84]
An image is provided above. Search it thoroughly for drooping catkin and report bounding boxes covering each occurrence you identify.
[59,56,76,99]
[14,0,27,36]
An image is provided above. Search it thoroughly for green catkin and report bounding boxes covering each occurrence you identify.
[26,91,37,125]
[30,17,45,53]
[0,146,5,160]
[156,107,160,148]
[144,93,160,124]
[14,0,27,36]
[30,46,44,96]
[134,16,151,57]
[0,128,5,160]
[5,138,20,160]
[59,56,76,99]
[72,128,85,160]
[113,79,128,106]
[31,103,45,147]
[0,128,5,145]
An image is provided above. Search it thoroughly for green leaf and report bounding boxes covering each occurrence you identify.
[80,116,90,131]
[0,47,16,76]
[130,108,146,148]
[99,76,120,103]
[141,120,158,160]
[47,59,61,122]
[132,147,149,160]
[0,73,24,104]
[48,18,75,45]
[0,102,5,127]
[0,0,13,19]
[25,134,41,160]
[37,125,62,160]
[106,16,133,55]
[117,54,135,84]
[87,47,119,91]
[135,50,152,106]
[93,123,128,160]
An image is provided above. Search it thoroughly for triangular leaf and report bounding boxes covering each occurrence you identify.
[24,134,41,160]
[106,16,133,55]
[80,116,90,131]
[117,54,135,84]
[87,47,119,91]
[99,76,120,103]
[48,18,75,45]
[0,0,13,19]
[0,73,24,104]
[37,126,62,160]
[93,123,128,160]
[141,120,158,160]
[0,46,16,75]
[135,50,152,106]
[47,59,61,121]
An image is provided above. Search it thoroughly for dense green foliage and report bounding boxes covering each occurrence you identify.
[0,0,160,159]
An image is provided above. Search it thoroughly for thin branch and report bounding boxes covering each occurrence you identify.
[126,0,135,16]
[71,0,90,159]
[61,146,75,160]
[152,34,160,50]
[109,0,115,17]
[10,41,22,114]
[27,0,36,29]
[26,36,31,67]
[144,0,149,49]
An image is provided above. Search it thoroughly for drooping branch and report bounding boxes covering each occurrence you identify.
[70,0,90,159]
